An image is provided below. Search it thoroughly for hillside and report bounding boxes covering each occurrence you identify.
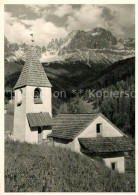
[5,57,135,92]
[79,57,135,90]
[5,140,135,192]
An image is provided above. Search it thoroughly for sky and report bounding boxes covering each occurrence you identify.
[4,4,135,46]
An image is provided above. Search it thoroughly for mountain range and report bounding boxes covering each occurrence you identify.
[5,27,135,91]
[5,27,135,68]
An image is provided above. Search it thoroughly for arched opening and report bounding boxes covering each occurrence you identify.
[34,88,43,104]
[34,88,41,99]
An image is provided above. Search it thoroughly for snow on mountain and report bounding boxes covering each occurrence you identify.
[91,32,101,36]
[4,27,135,67]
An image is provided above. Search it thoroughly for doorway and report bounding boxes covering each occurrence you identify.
[38,127,43,144]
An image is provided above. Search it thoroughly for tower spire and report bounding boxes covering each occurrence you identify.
[14,42,52,89]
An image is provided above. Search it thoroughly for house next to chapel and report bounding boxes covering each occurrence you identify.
[48,114,134,173]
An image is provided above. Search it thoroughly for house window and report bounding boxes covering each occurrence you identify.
[96,123,102,134]
[111,162,117,170]
[34,88,43,104]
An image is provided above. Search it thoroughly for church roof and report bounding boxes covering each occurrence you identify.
[14,46,52,89]
[27,112,53,127]
[78,137,134,153]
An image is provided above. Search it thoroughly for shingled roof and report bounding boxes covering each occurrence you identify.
[14,46,52,89]
[50,113,125,140]
[51,113,99,140]
[27,112,53,127]
[79,137,134,153]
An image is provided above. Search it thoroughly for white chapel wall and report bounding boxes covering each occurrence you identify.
[25,118,38,144]
[25,86,52,116]
[43,129,52,139]
[13,87,26,142]
[24,86,52,143]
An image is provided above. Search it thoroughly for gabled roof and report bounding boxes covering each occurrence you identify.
[79,137,134,153]
[51,113,99,139]
[50,113,125,140]
[14,46,52,89]
[27,112,53,127]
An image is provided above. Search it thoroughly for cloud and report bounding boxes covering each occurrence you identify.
[22,18,68,45]
[54,5,73,17]
[66,4,135,38]
[103,5,135,37]
[5,12,31,44]
[66,5,105,32]
[24,4,52,15]
[25,5,74,18]
[4,4,135,46]
[5,12,68,46]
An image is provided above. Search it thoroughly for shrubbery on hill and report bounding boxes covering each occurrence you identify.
[5,140,135,192]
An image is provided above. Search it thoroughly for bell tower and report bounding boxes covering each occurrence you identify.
[13,43,52,143]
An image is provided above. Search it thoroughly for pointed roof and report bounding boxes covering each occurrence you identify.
[14,46,52,89]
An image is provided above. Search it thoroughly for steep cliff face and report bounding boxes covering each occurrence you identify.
[47,38,60,51]
[59,27,117,51]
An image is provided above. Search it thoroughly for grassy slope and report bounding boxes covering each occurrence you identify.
[5,103,14,132]
[5,140,135,192]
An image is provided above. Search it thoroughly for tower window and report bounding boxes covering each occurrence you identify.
[34,88,43,104]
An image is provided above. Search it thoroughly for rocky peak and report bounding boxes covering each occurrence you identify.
[58,27,118,51]
[88,27,117,45]
[47,38,60,51]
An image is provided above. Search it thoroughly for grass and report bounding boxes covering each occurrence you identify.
[5,103,14,133]
[5,140,135,192]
